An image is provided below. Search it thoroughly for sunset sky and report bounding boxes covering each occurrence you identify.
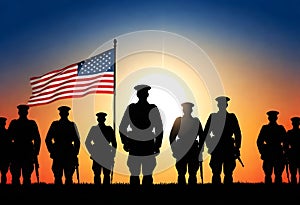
[0,0,299,184]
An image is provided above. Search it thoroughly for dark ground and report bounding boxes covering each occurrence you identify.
[0,183,299,205]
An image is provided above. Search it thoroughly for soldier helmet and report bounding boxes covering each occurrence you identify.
[17,104,29,111]
[181,102,194,108]
[96,112,107,118]
[266,110,279,117]
[58,106,71,112]
[215,96,230,103]
[291,117,300,123]
[0,117,7,123]
[134,84,151,93]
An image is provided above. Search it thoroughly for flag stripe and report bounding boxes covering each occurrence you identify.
[27,48,115,106]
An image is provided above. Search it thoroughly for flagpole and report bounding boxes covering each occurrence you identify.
[113,39,117,136]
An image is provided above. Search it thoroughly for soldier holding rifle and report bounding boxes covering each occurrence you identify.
[204,96,243,184]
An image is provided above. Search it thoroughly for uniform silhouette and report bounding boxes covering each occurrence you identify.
[0,117,11,184]
[8,104,41,185]
[169,102,205,185]
[285,117,300,184]
[204,96,242,184]
[45,106,80,185]
[85,112,117,185]
[257,110,286,184]
[119,84,163,186]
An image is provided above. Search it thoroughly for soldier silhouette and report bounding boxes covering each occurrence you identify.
[119,84,164,186]
[0,117,11,184]
[45,106,80,185]
[85,112,117,185]
[8,104,41,185]
[204,96,242,184]
[169,102,205,185]
[285,117,300,184]
[257,110,286,184]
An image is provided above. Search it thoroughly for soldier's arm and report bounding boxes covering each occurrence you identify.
[257,125,266,153]
[45,122,56,153]
[197,119,205,151]
[119,106,130,145]
[151,106,163,149]
[85,126,95,153]
[232,114,242,149]
[169,118,180,144]
[109,126,117,149]
[32,120,41,155]
[73,122,80,155]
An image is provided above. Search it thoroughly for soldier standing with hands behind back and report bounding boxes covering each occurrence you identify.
[45,106,80,185]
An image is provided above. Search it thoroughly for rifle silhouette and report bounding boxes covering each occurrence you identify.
[199,161,203,184]
[75,157,80,184]
[237,156,244,167]
[33,155,40,183]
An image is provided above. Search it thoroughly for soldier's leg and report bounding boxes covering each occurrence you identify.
[92,161,101,185]
[289,163,297,184]
[0,163,9,184]
[52,159,63,185]
[262,160,273,184]
[127,155,141,185]
[22,159,34,185]
[209,155,222,184]
[223,158,236,184]
[176,158,187,185]
[141,156,156,186]
[274,158,284,184]
[103,166,111,185]
[187,157,199,185]
[10,160,21,185]
[64,162,75,185]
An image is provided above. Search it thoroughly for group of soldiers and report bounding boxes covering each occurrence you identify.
[0,84,299,186]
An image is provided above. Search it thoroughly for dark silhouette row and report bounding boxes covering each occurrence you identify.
[0,84,299,186]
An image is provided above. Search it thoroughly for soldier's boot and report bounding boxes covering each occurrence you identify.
[212,175,221,184]
[264,175,272,184]
[23,177,31,185]
[274,175,282,184]
[12,177,20,186]
[103,175,111,185]
[94,176,101,185]
[130,176,140,186]
[291,175,297,184]
[224,175,233,184]
[178,175,186,185]
[142,175,153,186]
[65,177,73,185]
[1,175,7,184]
[188,175,197,185]
[54,178,63,185]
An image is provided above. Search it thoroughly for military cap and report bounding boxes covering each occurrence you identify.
[134,84,151,92]
[58,106,71,112]
[266,110,279,117]
[17,104,29,111]
[181,102,194,108]
[291,117,300,123]
[0,117,7,123]
[215,96,230,102]
[96,112,107,118]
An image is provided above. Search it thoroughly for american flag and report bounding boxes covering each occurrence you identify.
[27,48,115,106]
